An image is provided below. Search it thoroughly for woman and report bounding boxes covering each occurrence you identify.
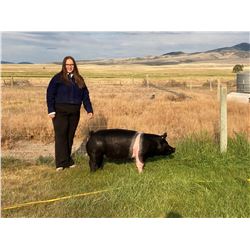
[46,56,93,171]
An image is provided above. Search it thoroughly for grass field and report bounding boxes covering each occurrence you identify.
[1,133,250,218]
[1,63,250,218]
[2,63,250,148]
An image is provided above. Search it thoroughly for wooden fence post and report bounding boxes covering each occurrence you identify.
[220,85,227,153]
[11,76,14,87]
[209,79,213,91]
[217,79,221,101]
[189,82,192,90]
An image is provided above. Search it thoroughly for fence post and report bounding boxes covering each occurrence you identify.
[11,76,14,87]
[189,82,192,90]
[217,79,221,101]
[220,85,227,153]
[146,74,149,88]
[209,79,213,91]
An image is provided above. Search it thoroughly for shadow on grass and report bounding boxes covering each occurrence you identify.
[100,154,175,166]
[36,156,55,167]
[1,156,32,168]
[165,211,183,218]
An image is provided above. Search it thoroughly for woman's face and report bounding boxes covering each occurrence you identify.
[65,59,74,73]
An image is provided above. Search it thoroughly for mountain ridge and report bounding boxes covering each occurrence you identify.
[1,61,34,64]
[205,42,250,53]
[76,42,250,65]
[1,43,249,65]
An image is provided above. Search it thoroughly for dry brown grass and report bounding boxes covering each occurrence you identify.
[2,84,249,149]
[1,63,250,149]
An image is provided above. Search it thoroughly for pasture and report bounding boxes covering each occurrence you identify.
[2,134,250,218]
[1,63,250,217]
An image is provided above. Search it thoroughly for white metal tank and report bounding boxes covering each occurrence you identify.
[237,71,250,93]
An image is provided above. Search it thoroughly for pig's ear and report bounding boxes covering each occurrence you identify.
[161,132,167,139]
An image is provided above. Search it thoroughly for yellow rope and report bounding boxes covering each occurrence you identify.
[2,188,118,211]
[4,178,245,212]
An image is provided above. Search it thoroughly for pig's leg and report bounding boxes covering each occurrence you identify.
[89,152,104,171]
[132,133,144,173]
[135,155,144,173]
[89,154,99,172]
[96,154,104,169]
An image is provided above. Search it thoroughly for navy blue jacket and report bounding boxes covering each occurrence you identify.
[46,73,93,114]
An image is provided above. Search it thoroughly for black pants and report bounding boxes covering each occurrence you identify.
[52,103,81,168]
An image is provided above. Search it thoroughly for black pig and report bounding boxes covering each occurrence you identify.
[86,129,175,173]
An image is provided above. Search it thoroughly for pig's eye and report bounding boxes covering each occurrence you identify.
[160,139,166,146]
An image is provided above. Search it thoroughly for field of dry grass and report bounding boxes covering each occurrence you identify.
[1,63,250,151]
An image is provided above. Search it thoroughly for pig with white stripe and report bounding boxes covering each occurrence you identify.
[86,129,175,173]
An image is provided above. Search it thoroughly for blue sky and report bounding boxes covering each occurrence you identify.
[1,31,249,63]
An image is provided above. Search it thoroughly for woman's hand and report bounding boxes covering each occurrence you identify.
[48,113,55,119]
[87,112,93,119]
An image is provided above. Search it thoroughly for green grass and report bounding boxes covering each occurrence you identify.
[1,133,250,218]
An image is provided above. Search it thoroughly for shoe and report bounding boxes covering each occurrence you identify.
[69,164,76,169]
[56,167,63,171]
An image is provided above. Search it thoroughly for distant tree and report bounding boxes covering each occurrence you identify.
[232,64,244,73]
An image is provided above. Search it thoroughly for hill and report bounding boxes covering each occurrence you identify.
[76,43,250,66]
[1,61,33,64]
[1,61,14,64]
[207,42,250,52]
